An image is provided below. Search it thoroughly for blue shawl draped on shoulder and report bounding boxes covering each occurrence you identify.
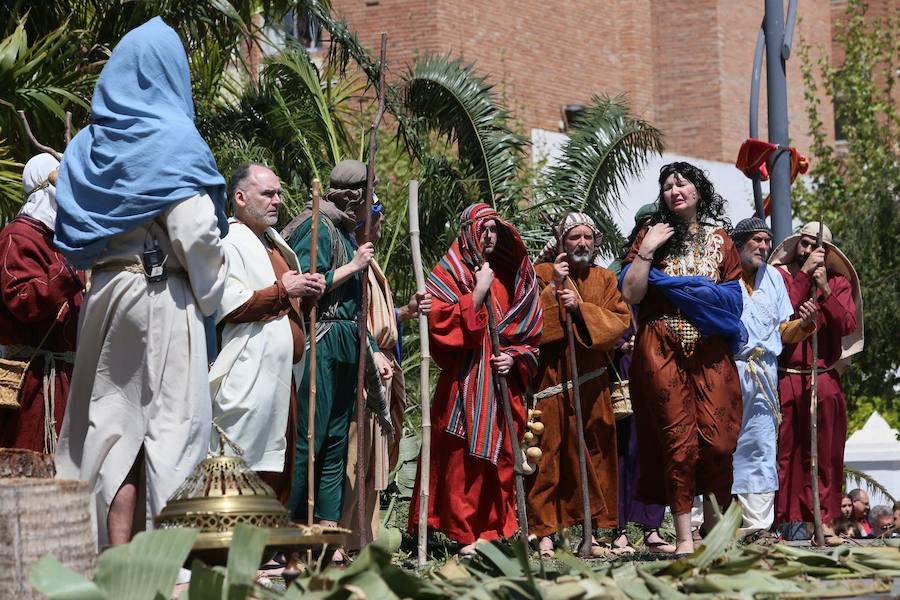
[54,17,228,268]
[619,264,747,353]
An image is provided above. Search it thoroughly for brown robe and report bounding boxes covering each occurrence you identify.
[526,263,630,536]
[625,227,742,514]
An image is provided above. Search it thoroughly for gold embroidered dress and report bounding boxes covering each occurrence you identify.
[624,225,743,514]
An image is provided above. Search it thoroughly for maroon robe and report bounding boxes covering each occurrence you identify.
[775,267,857,524]
[0,216,83,452]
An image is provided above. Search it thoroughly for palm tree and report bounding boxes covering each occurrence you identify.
[0,0,298,220]
[541,95,664,256]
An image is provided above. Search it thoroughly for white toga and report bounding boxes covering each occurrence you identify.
[55,194,227,546]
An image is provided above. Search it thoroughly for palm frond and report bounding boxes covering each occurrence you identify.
[542,95,664,254]
[0,143,23,224]
[845,465,897,503]
[401,54,527,210]
[264,43,354,166]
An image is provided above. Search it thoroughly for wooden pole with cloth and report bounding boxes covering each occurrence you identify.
[354,32,388,547]
[408,180,432,566]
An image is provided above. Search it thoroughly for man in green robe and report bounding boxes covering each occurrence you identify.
[283,160,392,532]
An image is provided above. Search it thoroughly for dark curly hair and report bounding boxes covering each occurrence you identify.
[644,161,732,260]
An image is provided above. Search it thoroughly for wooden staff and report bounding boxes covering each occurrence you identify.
[560,275,593,559]
[809,214,825,547]
[307,179,321,528]
[484,292,530,550]
[354,32,388,547]
[408,180,431,566]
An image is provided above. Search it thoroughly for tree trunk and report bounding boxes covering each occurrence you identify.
[0,478,96,599]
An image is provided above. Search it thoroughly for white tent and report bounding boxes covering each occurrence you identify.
[844,411,900,506]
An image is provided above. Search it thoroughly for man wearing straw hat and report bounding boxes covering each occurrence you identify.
[769,221,863,539]
[339,195,431,550]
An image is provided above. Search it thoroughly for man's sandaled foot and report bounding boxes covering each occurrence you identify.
[331,547,349,565]
[644,530,677,554]
[589,540,613,558]
[610,531,636,555]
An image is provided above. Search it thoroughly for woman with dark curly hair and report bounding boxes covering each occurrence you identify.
[620,162,745,554]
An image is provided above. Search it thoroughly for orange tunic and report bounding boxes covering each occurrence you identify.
[625,227,742,514]
[526,264,630,536]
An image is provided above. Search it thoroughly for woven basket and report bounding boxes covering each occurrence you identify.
[0,358,28,409]
[611,379,632,421]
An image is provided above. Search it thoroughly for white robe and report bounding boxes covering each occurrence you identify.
[209,221,305,471]
[56,194,227,546]
[732,263,793,495]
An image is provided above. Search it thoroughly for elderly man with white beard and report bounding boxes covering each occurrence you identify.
[730,217,816,538]
[526,212,631,558]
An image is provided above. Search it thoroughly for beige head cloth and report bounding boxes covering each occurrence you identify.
[768,221,864,365]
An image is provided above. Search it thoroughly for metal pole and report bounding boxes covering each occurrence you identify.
[749,24,766,219]
[764,0,793,243]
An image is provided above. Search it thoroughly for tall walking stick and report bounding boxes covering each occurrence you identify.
[809,215,825,547]
[355,32,388,547]
[560,276,593,559]
[484,293,530,550]
[306,180,321,564]
[307,180,321,528]
[408,181,432,566]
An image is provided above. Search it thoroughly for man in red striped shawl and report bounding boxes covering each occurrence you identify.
[409,203,542,555]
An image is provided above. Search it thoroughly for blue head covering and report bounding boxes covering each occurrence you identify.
[54,17,229,268]
[618,264,748,353]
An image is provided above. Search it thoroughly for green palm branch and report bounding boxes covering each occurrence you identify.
[0,18,94,220]
[845,465,897,503]
[0,145,22,224]
[400,54,527,211]
[542,95,664,255]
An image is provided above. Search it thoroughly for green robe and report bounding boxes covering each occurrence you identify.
[287,215,367,521]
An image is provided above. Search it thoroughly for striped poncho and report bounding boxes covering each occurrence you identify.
[426,203,542,463]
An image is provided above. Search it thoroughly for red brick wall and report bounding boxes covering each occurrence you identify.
[328,0,835,162]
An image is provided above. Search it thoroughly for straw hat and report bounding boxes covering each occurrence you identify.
[769,223,864,366]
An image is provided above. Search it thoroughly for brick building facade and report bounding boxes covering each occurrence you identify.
[325,0,836,164]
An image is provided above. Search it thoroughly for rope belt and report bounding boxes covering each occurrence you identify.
[777,366,835,375]
[4,345,76,453]
[533,367,607,401]
[92,258,186,277]
[740,347,782,426]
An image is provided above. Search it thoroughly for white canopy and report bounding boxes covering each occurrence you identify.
[844,411,900,505]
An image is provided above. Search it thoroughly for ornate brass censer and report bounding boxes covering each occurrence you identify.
[155,429,348,562]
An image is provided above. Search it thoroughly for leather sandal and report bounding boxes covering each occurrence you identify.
[643,530,677,554]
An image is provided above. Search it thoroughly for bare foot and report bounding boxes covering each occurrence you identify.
[538,536,554,558]
[458,542,477,556]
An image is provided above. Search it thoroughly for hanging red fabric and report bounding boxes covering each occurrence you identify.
[735,138,810,215]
